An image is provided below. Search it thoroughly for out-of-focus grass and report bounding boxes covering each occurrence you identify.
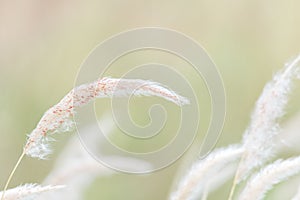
[0,1,299,199]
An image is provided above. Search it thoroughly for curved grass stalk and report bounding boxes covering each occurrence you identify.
[1,151,25,200]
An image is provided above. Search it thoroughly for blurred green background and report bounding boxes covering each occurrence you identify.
[0,0,300,199]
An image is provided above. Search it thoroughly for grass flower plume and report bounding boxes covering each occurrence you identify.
[25,77,189,159]
[1,77,188,200]
[227,54,300,200]
[0,184,64,200]
[236,55,300,182]
[238,156,300,200]
[170,145,243,200]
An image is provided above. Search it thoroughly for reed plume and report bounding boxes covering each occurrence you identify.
[169,145,243,200]
[228,54,300,199]
[25,77,189,159]
[1,77,188,200]
[238,156,300,200]
[0,184,64,200]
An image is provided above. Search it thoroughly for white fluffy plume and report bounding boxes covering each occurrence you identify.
[24,77,189,159]
[0,184,64,200]
[169,145,243,200]
[238,156,300,200]
[235,55,300,182]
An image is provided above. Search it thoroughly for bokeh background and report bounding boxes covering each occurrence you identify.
[1,1,300,199]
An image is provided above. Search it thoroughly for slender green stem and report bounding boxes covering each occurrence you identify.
[228,153,245,200]
[1,151,25,200]
[228,152,245,200]
[228,174,238,200]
